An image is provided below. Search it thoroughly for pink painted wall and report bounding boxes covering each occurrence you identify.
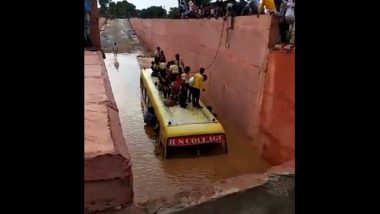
[259,50,295,165]
[130,17,294,165]
[85,51,133,212]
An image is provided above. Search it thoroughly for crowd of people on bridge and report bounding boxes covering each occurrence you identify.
[178,0,295,43]
[150,47,207,109]
[178,0,294,19]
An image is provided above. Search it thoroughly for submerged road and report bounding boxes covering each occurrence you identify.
[101,19,270,203]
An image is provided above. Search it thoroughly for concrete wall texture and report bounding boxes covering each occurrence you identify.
[260,50,295,165]
[130,16,294,165]
[85,51,133,213]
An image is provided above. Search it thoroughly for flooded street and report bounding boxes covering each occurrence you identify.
[101,19,270,203]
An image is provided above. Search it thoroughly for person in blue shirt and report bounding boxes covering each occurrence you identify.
[144,107,156,127]
[84,0,92,47]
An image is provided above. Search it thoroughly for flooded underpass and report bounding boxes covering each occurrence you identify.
[101,19,271,204]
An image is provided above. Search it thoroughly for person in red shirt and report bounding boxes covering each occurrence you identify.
[171,75,183,101]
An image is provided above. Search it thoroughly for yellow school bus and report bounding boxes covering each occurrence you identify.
[140,68,228,158]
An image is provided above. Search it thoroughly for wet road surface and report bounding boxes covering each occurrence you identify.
[102,19,270,203]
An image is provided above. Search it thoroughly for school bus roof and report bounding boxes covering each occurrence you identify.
[141,68,226,137]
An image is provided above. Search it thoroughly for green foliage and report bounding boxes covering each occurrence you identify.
[168,7,180,18]
[99,7,108,17]
[107,0,136,18]
[100,0,177,19]
[99,0,111,9]
[139,6,167,19]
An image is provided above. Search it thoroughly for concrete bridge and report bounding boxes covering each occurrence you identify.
[84,1,294,212]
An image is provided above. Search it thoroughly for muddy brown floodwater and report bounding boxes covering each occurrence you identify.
[101,19,270,204]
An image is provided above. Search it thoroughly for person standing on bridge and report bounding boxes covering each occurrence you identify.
[257,0,277,17]
[235,0,247,15]
[192,68,206,108]
[274,0,293,44]
[284,0,295,44]
[241,0,260,15]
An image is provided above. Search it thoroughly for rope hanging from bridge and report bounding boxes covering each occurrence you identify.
[205,19,226,70]
[225,27,231,49]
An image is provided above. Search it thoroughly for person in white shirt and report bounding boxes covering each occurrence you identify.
[181,66,191,102]
[188,75,195,103]
[284,0,295,37]
[189,0,195,12]
[181,66,190,84]
[275,0,295,43]
[153,46,161,61]
[169,61,179,82]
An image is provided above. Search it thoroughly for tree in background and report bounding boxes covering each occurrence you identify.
[99,0,111,8]
[139,6,167,18]
[168,7,180,18]
[107,2,117,18]
[99,0,111,16]
[99,0,183,19]
[116,0,136,18]
[106,0,137,18]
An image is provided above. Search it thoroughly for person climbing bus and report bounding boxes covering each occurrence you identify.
[144,107,157,127]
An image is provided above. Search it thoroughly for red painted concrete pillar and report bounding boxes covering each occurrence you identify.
[90,0,101,49]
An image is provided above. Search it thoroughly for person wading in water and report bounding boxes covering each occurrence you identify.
[113,42,118,57]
